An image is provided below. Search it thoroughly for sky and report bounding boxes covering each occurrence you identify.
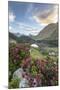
[8,1,58,36]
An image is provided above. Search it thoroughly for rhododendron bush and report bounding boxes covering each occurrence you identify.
[9,43,30,80]
[9,43,58,88]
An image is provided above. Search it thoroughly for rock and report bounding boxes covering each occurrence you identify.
[13,68,24,80]
[13,68,29,88]
[19,78,29,88]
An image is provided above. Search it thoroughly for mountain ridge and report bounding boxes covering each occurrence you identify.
[32,23,58,40]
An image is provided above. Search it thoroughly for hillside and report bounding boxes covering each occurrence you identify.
[9,32,18,42]
[32,23,58,40]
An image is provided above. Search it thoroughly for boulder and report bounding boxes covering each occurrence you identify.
[19,78,29,88]
[13,68,29,88]
[13,68,24,80]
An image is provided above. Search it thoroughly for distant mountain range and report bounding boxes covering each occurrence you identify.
[14,32,21,37]
[9,23,58,47]
[9,32,35,43]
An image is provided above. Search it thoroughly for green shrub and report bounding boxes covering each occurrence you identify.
[9,78,20,89]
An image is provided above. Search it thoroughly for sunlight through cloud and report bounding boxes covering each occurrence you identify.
[9,11,16,22]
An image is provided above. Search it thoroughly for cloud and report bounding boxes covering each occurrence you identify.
[27,4,33,14]
[9,11,16,22]
[9,26,12,30]
[25,4,33,17]
[17,22,40,36]
[9,25,16,33]
[18,22,36,31]
[9,21,40,36]
[29,30,40,35]
[22,29,39,36]
[9,26,14,32]
[33,5,58,25]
